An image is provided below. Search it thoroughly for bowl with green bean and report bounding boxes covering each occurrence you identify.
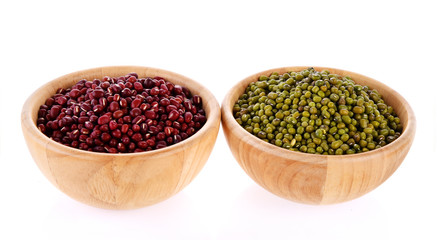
[222,66,415,204]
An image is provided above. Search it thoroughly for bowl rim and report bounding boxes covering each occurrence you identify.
[221,66,416,162]
[22,65,221,159]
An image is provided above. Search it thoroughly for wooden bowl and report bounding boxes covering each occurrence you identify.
[21,66,220,209]
[222,66,416,205]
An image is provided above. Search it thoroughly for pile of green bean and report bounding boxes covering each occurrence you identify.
[233,67,402,155]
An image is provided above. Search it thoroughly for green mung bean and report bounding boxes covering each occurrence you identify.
[233,67,403,155]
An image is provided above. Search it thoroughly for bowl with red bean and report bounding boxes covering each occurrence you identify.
[21,66,220,209]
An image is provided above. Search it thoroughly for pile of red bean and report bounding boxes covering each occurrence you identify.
[36,73,207,153]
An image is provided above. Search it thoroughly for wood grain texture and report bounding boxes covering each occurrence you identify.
[222,66,416,204]
[22,66,220,209]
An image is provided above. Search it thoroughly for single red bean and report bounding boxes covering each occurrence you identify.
[150,87,160,95]
[112,129,122,139]
[139,103,148,112]
[172,121,181,129]
[109,101,119,112]
[120,98,128,108]
[109,138,117,147]
[90,115,98,123]
[134,82,143,91]
[86,137,94,146]
[109,120,118,130]
[130,108,141,117]
[61,126,71,134]
[79,134,88,142]
[80,103,91,112]
[56,96,68,105]
[164,126,173,136]
[132,116,143,125]
[101,81,110,89]
[108,147,118,153]
[65,108,73,116]
[92,89,105,99]
[90,129,101,139]
[183,99,192,111]
[126,75,136,82]
[101,132,111,142]
[71,141,79,148]
[131,98,142,108]
[198,115,207,123]
[53,120,61,130]
[37,117,45,125]
[168,110,179,121]
[45,98,55,106]
[117,143,126,152]
[160,98,170,106]
[190,105,197,114]
[84,121,94,129]
[113,110,124,119]
[71,123,78,130]
[80,128,90,135]
[69,89,80,99]
[156,141,167,149]
[100,124,109,132]
[145,110,156,119]
[166,105,177,113]
[99,97,108,107]
[49,105,61,119]
[73,105,80,115]
[173,85,183,95]
[93,146,105,152]
[125,82,133,89]
[186,127,195,136]
[121,124,129,133]
[127,143,135,151]
[111,84,121,93]
[184,112,193,123]
[38,124,46,133]
[169,98,179,106]
[94,138,103,146]
[127,129,134,137]
[140,123,148,133]
[132,133,142,142]
[62,116,73,126]
[157,132,166,140]
[177,116,185,123]
[146,139,155,147]
[193,95,202,105]
[144,78,154,88]
[148,125,159,135]
[98,115,110,125]
[137,141,148,149]
[121,136,130,145]
[132,124,140,132]
[93,104,104,113]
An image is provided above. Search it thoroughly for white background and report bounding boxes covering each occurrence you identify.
[1,0,436,239]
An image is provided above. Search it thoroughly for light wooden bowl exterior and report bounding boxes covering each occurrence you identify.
[22,66,220,209]
[222,66,416,204]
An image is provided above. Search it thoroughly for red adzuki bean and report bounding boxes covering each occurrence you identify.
[37,73,206,153]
